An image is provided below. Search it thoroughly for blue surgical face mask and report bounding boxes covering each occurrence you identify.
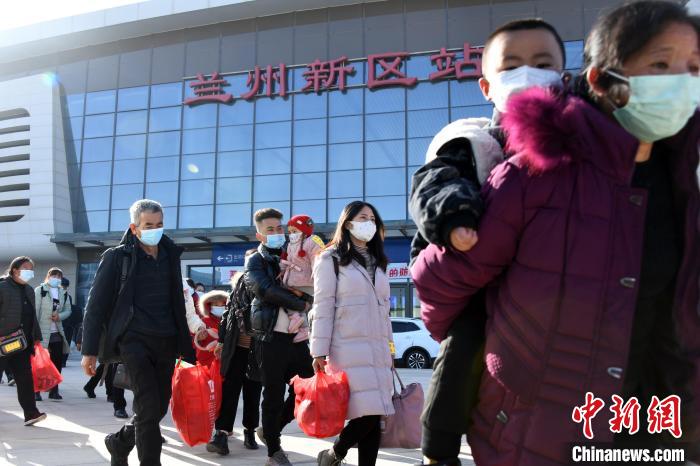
[48,277,62,288]
[606,71,700,142]
[138,227,164,246]
[266,233,286,250]
[19,270,34,283]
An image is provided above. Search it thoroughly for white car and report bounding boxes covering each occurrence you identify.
[391,317,440,369]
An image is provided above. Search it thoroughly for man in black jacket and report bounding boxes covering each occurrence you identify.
[244,208,312,466]
[81,199,194,466]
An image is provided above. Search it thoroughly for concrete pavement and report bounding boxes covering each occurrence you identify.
[0,355,475,466]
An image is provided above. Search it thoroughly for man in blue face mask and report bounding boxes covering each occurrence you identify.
[81,199,195,466]
[243,208,313,466]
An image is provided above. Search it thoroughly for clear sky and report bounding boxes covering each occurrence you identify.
[0,0,144,31]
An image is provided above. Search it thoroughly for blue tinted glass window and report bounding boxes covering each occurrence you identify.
[68,117,83,140]
[216,204,252,227]
[66,94,85,116]
[146,182,179,207]
[451,105,492,120]
[329,88,363,117]
[366,140,405,168]
[366,87,405,114]
[182,128,216,154]
[408,81,449,110]
[365,112,404,141]
[253,174,290,202]
[80,162,112,186]
[255,122,291,149]
[255,148,291,175]
[293,146,326,173]
[85,211,109,232]
[118,86,149,111]
[149,107,181,132]
[116,110,148,135]
[293,173,326,200]
[328,198,355,222]
[366,168,405,196]
[85,90,116,114]
[162,207,177,230]
[294,119,326,146]
[67,140,81,164]
[408,137,431,166]
[329,143,363,170]
[147,156,179,182]
[81,186,110,211]
[408,165,420,191]
[110,210,129,232]
[111,184,144,209]
[329,116,362,144]
[217,177,252,203]
[328,170,362,198]
[148,131,180,157]
[179,205,214,228]
[219,100,254,126]
[219,125,253,151]
[366,195,406,220]
[294,93,327,120]
[151,82,183,107]
[82,137,113,162]
[292,199,326,223]
[406,54,434,78]
[408,109,449,138]
[255,97,291,123]
[180,179,214,205]
[182,153,215,179]
[183,104,217,129]
[253,201,290,220]
[450,80,485,107]
[113,159,145,184]
[115,134,146,160]
[84,114,115,138]
[218,151,252,177]
[565,41,584,71]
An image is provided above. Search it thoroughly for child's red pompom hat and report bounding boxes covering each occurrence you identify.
[288,215,314,257]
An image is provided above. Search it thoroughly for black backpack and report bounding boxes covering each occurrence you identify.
[229,274,254,336]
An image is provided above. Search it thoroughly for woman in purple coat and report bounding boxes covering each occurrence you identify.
[411,2,700,465]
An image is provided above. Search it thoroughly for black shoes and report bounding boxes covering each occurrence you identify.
[35,392,42,401]
[107,395,114,403]
[104,433,129,466]
[114,408,129,419]
[83,385,96,398]
[24,412,47,426]
[317,448,342,466]
[206,430,230,456]
[48,391,63,401]
[244,428,259,450]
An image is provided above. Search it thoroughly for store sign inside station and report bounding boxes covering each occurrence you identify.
[183,43,483,106]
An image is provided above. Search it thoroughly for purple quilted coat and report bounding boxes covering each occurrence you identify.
[411,88,700,466]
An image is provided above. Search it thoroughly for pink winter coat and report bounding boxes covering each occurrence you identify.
[283,235,324,288]
[412,89,700,465]
[309,248,395,420]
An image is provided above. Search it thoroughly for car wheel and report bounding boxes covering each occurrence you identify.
[404,348,430,369]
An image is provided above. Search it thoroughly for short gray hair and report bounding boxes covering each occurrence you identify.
[129,199,163,226]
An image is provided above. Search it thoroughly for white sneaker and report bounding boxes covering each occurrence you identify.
[266,450,292,466]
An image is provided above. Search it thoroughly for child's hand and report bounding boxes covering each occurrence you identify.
[449,227,478,252]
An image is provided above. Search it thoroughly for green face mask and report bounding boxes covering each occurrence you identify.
[607,71,700,142]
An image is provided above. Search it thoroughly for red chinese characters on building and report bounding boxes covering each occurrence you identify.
[609,395,641,435]
[647,395,682,438]
[367,52,418,89]
[572,392,606,440]
[241,64,288,100]
[429,43,483,81]
[302,56,356,93]
[183,72,233,105]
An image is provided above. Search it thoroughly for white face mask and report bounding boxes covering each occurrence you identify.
[210,306,225,318]
[349,220,377,242]
[289,233,303,244]
[19,269,34,283]
[488,65,563,112]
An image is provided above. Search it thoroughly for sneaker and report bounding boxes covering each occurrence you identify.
[83,385,96,399]
[288,313,304,333]
[243,428,259,450]
[114,408,129,419]
[24,412,47,426]
[256,426,267,446]
[8,377,16,386]
[206,430,230,456]
[266,450,292,466]
[104,433,129,466]
[293,326,309,343]
[35,392,42,402]
[48,392,63,401]
[414,459,461,466]
[317,449,342,466]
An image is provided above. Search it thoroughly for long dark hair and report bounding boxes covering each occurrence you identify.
[329,201,388,271]
[5,256,33,278]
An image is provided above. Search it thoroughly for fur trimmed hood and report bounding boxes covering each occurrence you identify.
[198,290,229,316]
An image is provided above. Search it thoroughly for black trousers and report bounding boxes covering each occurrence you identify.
[42,338,63,396]
[62,324,74,366]
[85,362,127,410]
[215,346,262,432]
[333,415,382,466]
[1,347,39,420]
[260,332,314,456]
[111,331,176,466]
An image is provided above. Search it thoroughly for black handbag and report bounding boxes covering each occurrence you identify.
[112,363,132,390]
[0,329,28,357]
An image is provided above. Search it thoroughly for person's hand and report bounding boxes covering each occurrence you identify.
[196,327,208,342]
[214,344,223,360]
[82,355,97,376]
[289,287,303,298]
[51,312,59,322]
[312,356,327,373]
[449,227,478,252]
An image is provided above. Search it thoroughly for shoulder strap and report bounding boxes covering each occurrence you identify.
[40,287,47,298]
[119,253,130,294]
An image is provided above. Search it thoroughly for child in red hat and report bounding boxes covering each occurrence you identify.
[281,214,325,342]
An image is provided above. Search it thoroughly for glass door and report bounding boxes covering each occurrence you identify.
[389,285,408,317]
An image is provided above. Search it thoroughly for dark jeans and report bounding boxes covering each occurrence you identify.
[85,362,127,410]
[260,332,313,456]
[1,347,39,420]
[333,415,382,466]
[110,330,176,466]
[215,346,262,432]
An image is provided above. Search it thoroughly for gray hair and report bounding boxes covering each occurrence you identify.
[129,199,163,226]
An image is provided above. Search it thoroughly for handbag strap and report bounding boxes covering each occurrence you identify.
[391,367,406,394]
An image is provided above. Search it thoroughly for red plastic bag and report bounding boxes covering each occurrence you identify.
[209,358,223,413]
[170,360,220,446]
[291,370,350,438]
[31,343,63,392]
